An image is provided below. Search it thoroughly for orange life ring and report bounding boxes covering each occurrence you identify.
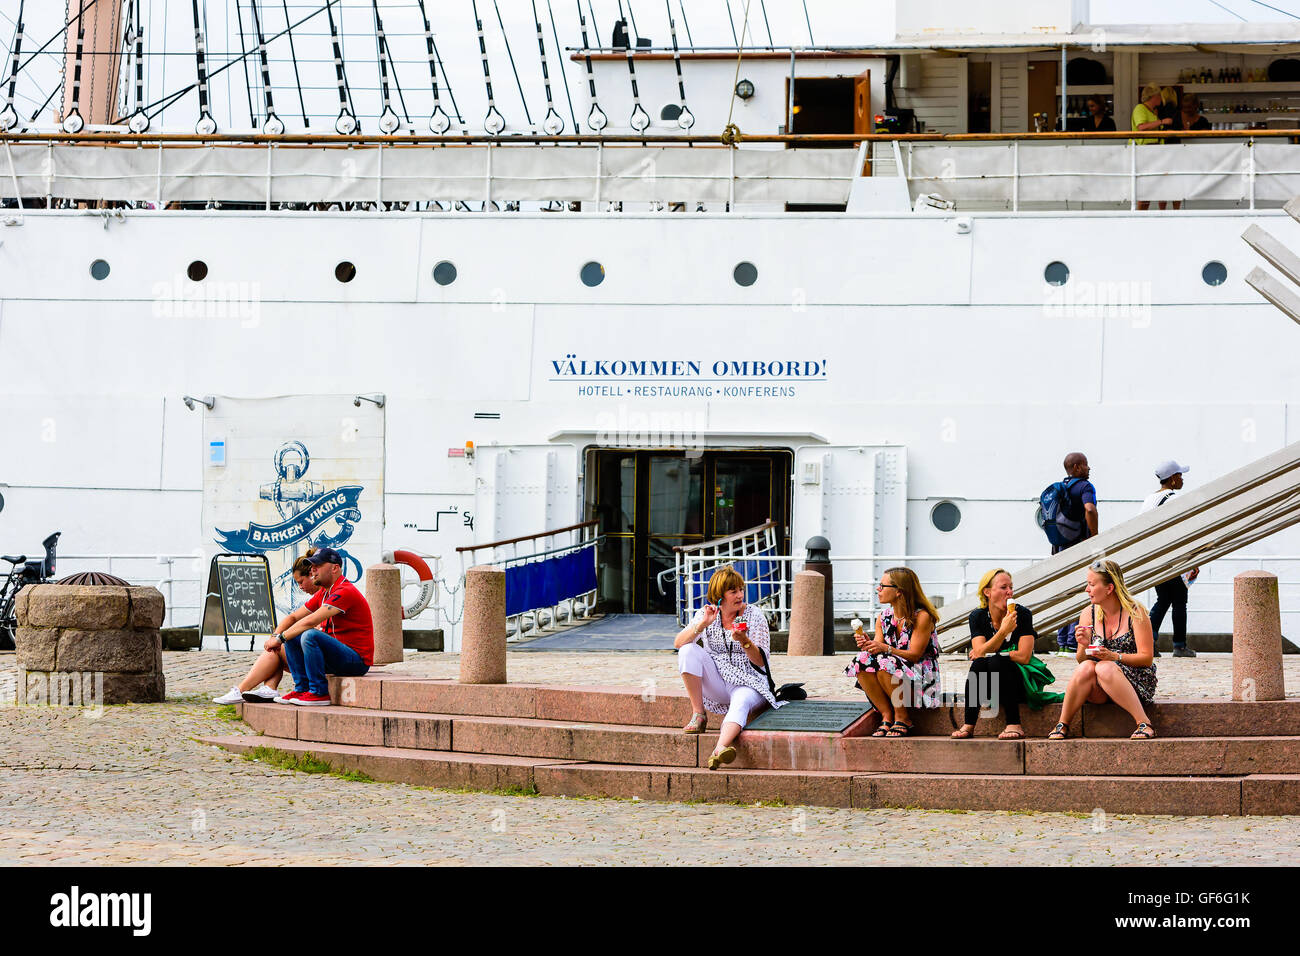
[384,549,436,619]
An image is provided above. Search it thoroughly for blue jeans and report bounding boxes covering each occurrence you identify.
[283,629,369,696]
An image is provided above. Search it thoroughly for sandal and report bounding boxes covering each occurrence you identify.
[707,746,737,770]
[682,713,708,735]
[871,719,896,738]
[950,724,975,739]
[1047,722,1069,741]
[1130,722,1157,740]
[885,721,914,737]
[998,727,1025,740]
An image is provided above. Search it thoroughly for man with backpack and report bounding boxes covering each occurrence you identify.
[1040,452,1099,651]
[1140,460,1200,658]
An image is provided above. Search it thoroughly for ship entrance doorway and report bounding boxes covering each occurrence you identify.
[588,449,792,614]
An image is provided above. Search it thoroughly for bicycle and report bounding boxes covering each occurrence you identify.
[0,532,61,650]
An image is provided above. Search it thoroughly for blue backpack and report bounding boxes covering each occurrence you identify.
[1039,478,1085,547]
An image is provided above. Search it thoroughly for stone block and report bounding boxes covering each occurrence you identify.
[240,702,298,739]
[1233,571,1286,702]
[381,679,536,718]
[909,701,1079,739]
[534,684,692,727]
[56,628,162,673]
[382,713,453,751]
[851,772,1242,815]
[26,585,130,629]
[328,675,384,709]
[451,715,698,767]
[1083,699,1300,737]
[365,564,404,666]
[533,763,855,808]
[128,588,166,628]
[787,571,824,656]
[14,626,58,671]
[1241,775,1300,815]
[297,708,384,746]
[14,587,30,624]
[99,671,166,704]
[459,565,506,684]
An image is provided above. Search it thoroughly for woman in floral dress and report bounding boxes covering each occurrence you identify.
[844,567,942,737]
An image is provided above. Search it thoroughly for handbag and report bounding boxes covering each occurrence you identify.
[757,648,807,702]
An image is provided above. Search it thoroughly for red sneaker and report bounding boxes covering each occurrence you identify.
[274,691,303,705]
[291,692,332,707]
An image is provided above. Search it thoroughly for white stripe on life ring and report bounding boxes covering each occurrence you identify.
[383,549,436,619]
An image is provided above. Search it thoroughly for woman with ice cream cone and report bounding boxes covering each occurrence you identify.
[674,565,784,769]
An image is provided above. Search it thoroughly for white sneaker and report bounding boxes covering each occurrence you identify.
[242,686,281,703]
[212,686,244,705]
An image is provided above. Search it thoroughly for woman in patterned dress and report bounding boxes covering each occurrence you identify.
[844,567,942,737]
[675,565,784,770]
[1049,559,1158,741]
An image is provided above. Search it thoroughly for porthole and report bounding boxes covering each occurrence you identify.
[187,260,208,282]
[1202,261,1228,286]
[89,259,110,280]
[433,261,457,286]
[931,500,961,533]
[1044,261,1069,286]
[335,261,357,283]
[661,104,682,122]
[733,262,758,287]
[580,261,605,287]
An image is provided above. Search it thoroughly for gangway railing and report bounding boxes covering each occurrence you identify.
[665,521,786,628]
[456,521,598,638]
[934,441,1300,651]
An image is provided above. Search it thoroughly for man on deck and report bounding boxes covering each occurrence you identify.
[271,547,372,706]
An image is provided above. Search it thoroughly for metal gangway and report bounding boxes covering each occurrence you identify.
[934,440,1300,651]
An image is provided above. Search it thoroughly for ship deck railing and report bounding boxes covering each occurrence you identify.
[4,129,1300,212]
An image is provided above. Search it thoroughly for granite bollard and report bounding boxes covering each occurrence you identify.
[365,563,404,666]
[1232,570,1285,702]
[788,571,825,656]
[460,565,506,684]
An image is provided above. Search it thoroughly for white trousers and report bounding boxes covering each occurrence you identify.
[678,643,765,728]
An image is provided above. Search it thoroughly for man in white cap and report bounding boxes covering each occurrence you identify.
[1140,461,1200,658]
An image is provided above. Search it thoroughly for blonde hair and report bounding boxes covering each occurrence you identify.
[1160,86,1177,106]
[883,566,940,627]
[1140,83,1163,102]
[977,567,1011,610]
[1089,559,1148,627]
[706,565,746,606]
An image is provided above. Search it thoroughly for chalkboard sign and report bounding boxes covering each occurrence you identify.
[208,555,276,650]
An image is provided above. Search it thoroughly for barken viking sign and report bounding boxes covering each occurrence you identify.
[201,396,385,622]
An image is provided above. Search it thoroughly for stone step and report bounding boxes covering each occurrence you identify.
[239,701,699,767]
[241,702,1300,777]
[201,733,1300,815]
[332,675,1300,737]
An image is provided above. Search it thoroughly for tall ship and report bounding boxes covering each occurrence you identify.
[0,0,1297,649]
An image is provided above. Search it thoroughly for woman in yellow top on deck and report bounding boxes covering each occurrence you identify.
[1132,83,1174,210]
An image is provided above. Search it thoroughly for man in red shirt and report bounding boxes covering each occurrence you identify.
[270,547,372,706]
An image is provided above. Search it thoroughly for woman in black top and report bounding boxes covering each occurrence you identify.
[1178,93,1211,132]
[1086,95,1116,132]
[951,568,1036,740]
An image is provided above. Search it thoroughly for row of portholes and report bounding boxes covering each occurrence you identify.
[86,257,762,288]
[1044,260,1229,287]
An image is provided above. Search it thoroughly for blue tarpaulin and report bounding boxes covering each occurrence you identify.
[505,545,598,618]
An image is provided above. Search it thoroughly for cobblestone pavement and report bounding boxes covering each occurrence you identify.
[1,650,1298,866]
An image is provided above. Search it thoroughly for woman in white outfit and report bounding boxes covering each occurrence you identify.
[674,565,784,769]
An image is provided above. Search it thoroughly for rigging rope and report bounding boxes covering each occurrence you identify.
[576,1,606,131]
[323,0,356,133]
[547,0,577,133]
[280,0,307,126]
[249,0,281,133]
[471,0,505,134]
[415,0,450,132]
[493,0,533,130]
[0,0,24,131]
[665,0,693,130]
[63,0,86,132]
[233,0,256,127]
[127,0,149,131]
[188,0,216,133]
[721,0,753,146]
[532,0,563,135]
[369,0,400,133]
